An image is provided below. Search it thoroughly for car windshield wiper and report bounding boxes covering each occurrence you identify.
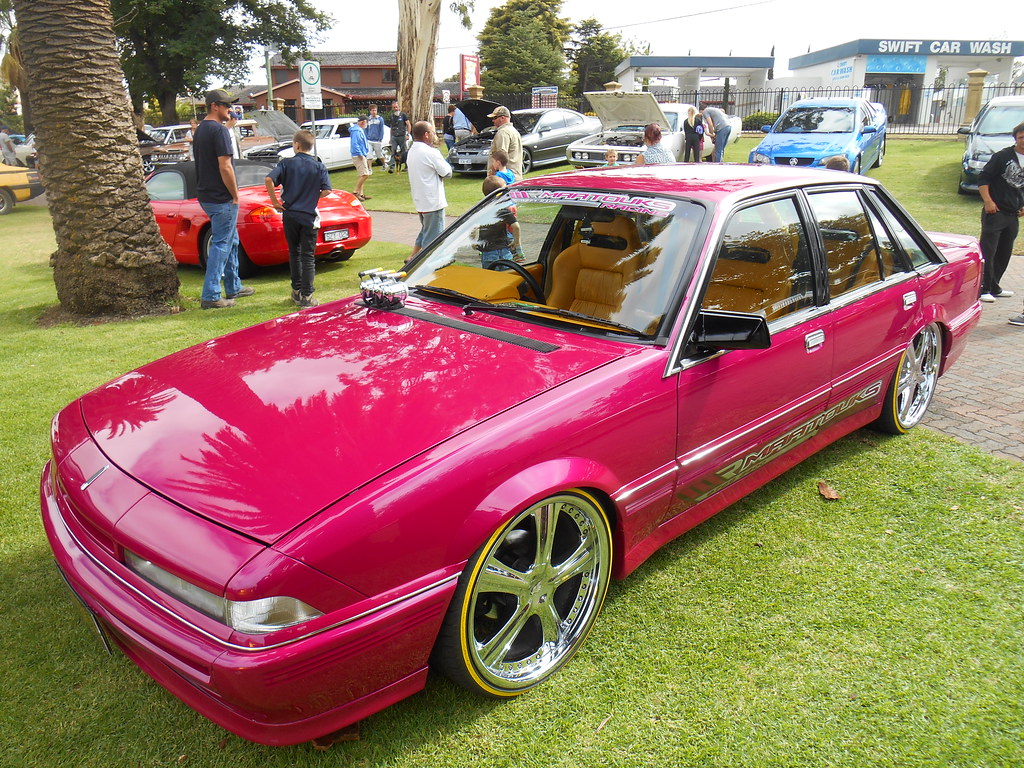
[411,284,482,305]
[463,301,642,336]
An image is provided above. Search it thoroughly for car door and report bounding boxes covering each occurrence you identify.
[145,169,189,252]
[535,111,568,164]
[321,123,353,170]
[667,193,833,521]
[804,187,921,410]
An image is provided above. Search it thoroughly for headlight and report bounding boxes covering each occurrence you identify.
[967,156,989,170]
[752,153,770,164]
[125,551,323,634]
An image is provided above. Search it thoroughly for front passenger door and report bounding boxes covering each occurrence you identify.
[668,195,833,520]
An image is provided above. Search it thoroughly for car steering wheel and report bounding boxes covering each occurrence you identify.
[486,259,545,303]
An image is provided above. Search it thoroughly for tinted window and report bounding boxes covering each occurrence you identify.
[565,112,583,127]
[702,197,814,321]
[540,113,566,131]
[807,190,882,297]
[864,189,935,269]
[146,171,186,201]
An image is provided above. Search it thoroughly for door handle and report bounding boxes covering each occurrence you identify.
[805,329,826,351]
[903,291,917,310]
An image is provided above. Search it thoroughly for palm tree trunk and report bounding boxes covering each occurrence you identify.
[11,0,179,317]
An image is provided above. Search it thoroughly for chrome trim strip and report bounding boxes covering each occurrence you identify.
[614,465,678,502]
[80,464,109,491]
[58,512,459,653]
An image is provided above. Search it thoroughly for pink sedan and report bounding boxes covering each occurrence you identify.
[42,164,981,745]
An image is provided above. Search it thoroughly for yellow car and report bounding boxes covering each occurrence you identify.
[0,161,44,215]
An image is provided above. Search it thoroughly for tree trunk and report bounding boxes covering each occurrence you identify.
[397,0,440,124]
[11,0,180,317]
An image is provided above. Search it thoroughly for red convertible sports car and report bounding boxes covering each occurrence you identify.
[146,160,372,277]
[43,164,981,745]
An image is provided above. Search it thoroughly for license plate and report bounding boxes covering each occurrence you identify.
[56,563,114,655]
[459,159,473,166]
[324,228,348,243]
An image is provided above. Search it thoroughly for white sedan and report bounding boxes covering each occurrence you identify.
[567,91,741,167]
[278,118,391,171]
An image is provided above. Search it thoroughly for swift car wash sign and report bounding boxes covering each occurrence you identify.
[871,40,1024,56]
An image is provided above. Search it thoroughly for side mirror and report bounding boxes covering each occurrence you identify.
[957,126,971,135]
[861,125,877,134]
[761,125,771,133]
[692,310,771,351]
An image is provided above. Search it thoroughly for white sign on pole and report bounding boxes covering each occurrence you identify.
[302,93,323,110]
[300,60,321,95]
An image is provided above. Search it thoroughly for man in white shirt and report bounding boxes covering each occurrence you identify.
[407,121,452,259]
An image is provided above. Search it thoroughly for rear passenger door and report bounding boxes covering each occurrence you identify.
[669,194,834,517]
[804,188,920,412]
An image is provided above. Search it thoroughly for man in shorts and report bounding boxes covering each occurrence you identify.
[350,114,372,201]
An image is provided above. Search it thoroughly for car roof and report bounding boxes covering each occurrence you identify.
[983,95,1024,106]
[785,98,864,109]
[302,117,356,126]
[522,162,880,206]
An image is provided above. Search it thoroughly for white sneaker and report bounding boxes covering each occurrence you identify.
[997,290,1015,298]
[980,293,996,303]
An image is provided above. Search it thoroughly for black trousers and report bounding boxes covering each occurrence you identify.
[979,209,1019,295]
[283,212,317,296]
[683,135,702,162]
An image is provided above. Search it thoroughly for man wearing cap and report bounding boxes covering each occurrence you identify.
[192,88,254,309]
[350,114,372,201]
[488,105,523,180]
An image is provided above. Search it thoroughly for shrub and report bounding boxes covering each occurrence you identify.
[743,111,779,131]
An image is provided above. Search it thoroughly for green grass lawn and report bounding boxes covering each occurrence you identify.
[1,140,1022,767]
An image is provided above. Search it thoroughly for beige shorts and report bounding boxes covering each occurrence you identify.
[353,155,371,177]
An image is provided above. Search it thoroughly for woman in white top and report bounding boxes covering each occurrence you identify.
[634,123,674,166]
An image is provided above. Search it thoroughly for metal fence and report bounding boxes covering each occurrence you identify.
[472,83,1024,136]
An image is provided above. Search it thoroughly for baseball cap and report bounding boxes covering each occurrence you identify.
[357,114,369,122]
[487,106,511,118]
[205,88,238,105]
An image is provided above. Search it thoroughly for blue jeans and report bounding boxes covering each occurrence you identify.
[713,125,731,162]
[199,200,242,301]
[416,209,446,249]
[481,248,513,267]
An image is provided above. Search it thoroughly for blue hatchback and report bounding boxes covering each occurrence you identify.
[749,97,887,174]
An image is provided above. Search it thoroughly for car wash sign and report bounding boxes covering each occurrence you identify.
[870,39,1024,56]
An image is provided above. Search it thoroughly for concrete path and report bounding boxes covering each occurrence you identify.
[370,209,1023,463]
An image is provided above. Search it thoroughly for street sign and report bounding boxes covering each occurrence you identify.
[302,93,323,110]
[300,60,321,96]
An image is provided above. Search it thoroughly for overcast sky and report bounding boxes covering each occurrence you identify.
[248,0,1019,84]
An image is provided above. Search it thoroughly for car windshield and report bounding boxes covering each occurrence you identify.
[403,188,705,338]
[302,123,345,140]
[976,105,1024,135]
[777,107,855,133]
[148,128,170,143]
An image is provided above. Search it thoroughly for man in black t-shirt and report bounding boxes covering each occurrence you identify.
[386,101,411,173]
[978,121,1024,304]
[192,88,254,309]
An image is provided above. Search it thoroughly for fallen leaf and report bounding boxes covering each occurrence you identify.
[311,722,361,750]
[596,714,613,733]
[817,481,842,501]
[885,529,895,535]
[950,505,960,511]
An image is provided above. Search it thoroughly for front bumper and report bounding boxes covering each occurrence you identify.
[41,460,456,745]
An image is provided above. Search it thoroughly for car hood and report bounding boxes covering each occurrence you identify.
[965,133,1008,158]
[78,301,624,542]
[249,110,303,140]
[457,99,526,133]
[757,132,852,157]
[585,91,670,130]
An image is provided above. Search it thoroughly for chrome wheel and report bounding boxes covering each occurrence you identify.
[434,491,612,696]
[874,323,941,434]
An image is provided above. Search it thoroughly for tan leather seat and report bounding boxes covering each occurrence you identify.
[547,216,643,320]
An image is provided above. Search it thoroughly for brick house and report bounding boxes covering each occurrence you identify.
[252,51,399,121]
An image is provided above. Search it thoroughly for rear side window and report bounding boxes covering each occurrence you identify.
[807,190,883,298]
[702,197,814,322]
[146,171,185,201]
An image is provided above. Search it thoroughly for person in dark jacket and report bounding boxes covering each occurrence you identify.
[978,121,1024,304]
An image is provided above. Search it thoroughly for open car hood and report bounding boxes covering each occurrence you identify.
[456,99,526,133]
[585,91,671,130]
[78,300,623,543]
[248,109,303,140]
